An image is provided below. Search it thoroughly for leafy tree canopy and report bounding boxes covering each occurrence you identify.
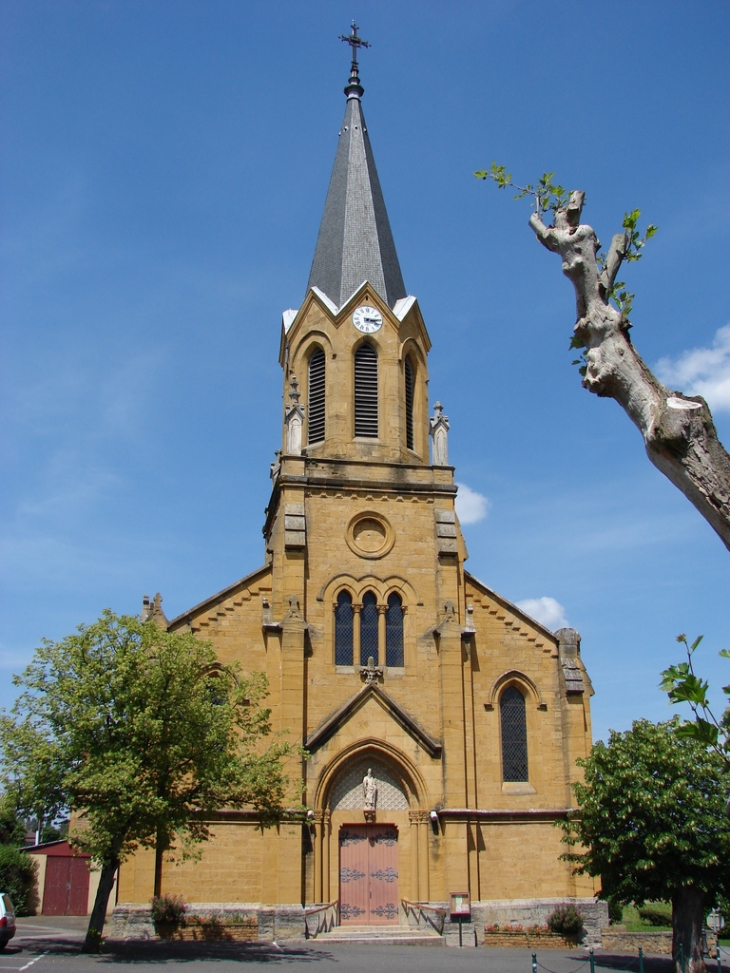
[0,794,26,847]
[0,610,293,949]
[562,719,730,973]
[563,718,729,903]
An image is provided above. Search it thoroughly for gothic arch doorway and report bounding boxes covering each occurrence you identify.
[330,759,407,926]
[312,748,430,911]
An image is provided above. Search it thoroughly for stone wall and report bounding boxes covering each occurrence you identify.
[478,898,609,947]
[106,904,306,942]
[600,929,672,955]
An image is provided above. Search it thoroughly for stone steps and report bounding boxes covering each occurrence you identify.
[315,924,444,946]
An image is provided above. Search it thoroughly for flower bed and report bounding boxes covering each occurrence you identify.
[484,924,580,949]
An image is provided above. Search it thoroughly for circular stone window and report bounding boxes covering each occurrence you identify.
[346,512,395,559]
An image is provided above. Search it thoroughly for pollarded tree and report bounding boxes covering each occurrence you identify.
[0,610,293,952]
[562,719,730,973]
[476,166,730,552]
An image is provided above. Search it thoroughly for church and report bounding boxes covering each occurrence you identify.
[114,27,604,943]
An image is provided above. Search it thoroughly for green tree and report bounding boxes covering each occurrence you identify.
[0,610,293,952]
[0,794,26,846]
[562,719,730,973]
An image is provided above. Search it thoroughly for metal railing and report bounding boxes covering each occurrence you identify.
[400,898,447,935]
[304,901,338,939]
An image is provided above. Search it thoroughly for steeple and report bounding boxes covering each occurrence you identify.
[306,23,406,310]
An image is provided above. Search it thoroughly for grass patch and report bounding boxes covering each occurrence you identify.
[619,904,672,932]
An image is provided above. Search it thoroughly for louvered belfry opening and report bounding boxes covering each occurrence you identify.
[360,591,379,666]
[500,686,529,781]
[404,357,414,451]
[354,342,378,438]
[308,348,326,444]
[335,591,354,666]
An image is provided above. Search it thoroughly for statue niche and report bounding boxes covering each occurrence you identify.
[329,758,409,813]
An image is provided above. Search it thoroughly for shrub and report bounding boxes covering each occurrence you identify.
[0,846,38,915]
[638,903,672,927]
[607,898,623,925]
[150,894,187,927]
[547,905,584,936]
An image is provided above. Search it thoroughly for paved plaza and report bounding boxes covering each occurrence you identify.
[0,916,719,973]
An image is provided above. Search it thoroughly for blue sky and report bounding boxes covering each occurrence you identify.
[1,0,729,744]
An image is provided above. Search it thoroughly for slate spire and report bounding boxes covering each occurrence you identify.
[307,24,406,309]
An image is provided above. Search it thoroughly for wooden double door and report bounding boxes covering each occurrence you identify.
[339,824,399,925]
[42,856,90,915]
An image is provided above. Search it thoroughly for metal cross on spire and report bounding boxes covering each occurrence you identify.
[339,21,371,72]
[339,21,370,99]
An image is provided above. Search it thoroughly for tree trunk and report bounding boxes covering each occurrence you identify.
[529,201,730,552]
[672,887,707,973]
[81,857,118,953]
[153,826,166,898]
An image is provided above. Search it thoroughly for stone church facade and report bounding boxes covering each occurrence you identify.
[114,36,603,941]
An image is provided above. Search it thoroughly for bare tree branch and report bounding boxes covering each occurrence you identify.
[529,193,730,552]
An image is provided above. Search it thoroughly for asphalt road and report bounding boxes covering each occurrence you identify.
[2,920,725,973]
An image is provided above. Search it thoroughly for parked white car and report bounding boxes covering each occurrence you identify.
[0,894,16,950]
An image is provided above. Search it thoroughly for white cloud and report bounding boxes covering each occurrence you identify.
[455,483,491,524]
[515,596,569,631]
[655,323,730,412]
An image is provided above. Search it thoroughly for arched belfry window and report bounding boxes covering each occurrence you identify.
[354,343,378,438]
[360,591,379,666]
[500,686,528,781]
[404,357,415,451]
[335,591,353,666]
[308,349,326,444]
[385,593,404,667]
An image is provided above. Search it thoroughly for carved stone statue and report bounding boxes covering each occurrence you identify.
[362,768,378,810]
[284,376,305,456]
[429,402,450,466]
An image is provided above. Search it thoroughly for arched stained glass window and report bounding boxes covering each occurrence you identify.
[404,357,414,451]
[360,591,379,666]
[500,686,528,781]
[354,343,378,438]
[308,349,326,444]
[335,591,353,666]
[385,593,404,667]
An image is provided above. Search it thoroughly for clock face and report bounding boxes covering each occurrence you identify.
[352,305,383,334]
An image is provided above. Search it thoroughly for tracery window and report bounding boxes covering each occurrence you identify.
[385,592,404,667]
[335,590,354,666]
[360,591,379,666]
[308,348,326,444]
[354,342,378,438]
[500,686,528,782]
[404,357,414,451]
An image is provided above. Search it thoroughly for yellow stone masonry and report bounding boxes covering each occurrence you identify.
[118,280,598,925]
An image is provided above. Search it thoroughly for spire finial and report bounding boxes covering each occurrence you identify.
[339,21,370,99]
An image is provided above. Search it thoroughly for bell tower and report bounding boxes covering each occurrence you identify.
[262,20,464,718]
[277,23,433,468]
